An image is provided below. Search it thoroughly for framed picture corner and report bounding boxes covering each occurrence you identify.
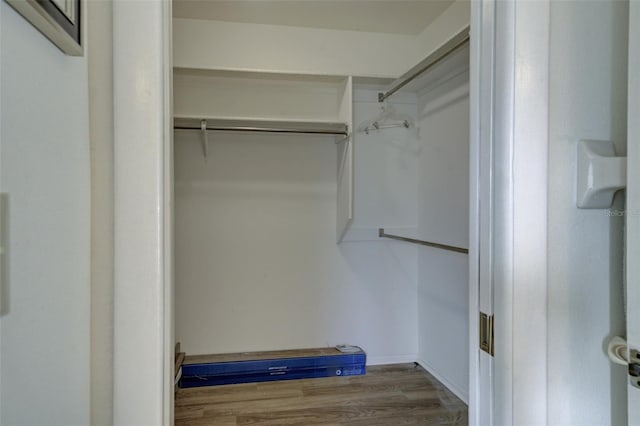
[5,0,83,56]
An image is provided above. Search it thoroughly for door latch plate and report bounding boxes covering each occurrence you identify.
[479,312,494,356]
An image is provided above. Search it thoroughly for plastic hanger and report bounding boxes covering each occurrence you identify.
[357,101,415,135]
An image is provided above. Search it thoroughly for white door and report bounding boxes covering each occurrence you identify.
[626,1,640,423]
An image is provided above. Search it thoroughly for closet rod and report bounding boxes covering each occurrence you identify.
[174,118,348,136]
[378,228,468,254]
[378,25,470,103]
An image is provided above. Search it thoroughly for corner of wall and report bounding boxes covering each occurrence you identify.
[413,0,471,62]
[416,358,469,404]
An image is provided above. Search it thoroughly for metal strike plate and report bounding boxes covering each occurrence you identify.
[479,312,494,356]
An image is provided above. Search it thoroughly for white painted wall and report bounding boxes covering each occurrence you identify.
[174,128,418,364]
[345,77,470,402]
[414,0,470,63]
[416,73,469,251]
[173,18,415,78]
[415,70,470,403]
[348,88,419,235]
[0,2,90,425]
[547,1,629,425]
[173,0,470,79]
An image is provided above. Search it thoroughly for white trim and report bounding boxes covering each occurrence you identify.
[470,0,499,424]
[416,359,468,404]
[467,1,483,424]
[509,2,549,424]
[162,0,174,424]
[490,1,550,425]
[471,1,551,425]
[366,354,418,366]
[491,1,516,423]
[627,1,640,423]
[112,1,171,424]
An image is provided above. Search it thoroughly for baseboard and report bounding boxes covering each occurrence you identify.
[415,358,468,404]
[366,354,418,366]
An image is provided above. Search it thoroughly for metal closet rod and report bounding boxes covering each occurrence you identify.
[378,228,468,254]
[378,25,471,103]
[174,118,348,136]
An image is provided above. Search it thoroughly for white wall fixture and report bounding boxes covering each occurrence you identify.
[577,139,627,209]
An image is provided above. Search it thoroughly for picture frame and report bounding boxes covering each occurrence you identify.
[6,0,82,56]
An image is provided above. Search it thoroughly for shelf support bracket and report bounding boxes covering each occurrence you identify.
[335,129,350,145]
[201,119,209,159]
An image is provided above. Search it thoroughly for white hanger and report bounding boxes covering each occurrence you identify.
[357,101,415,135]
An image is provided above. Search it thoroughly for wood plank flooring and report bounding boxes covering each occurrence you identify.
[175,363,467,425]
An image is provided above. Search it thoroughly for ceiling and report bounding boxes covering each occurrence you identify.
[172,0,455,35]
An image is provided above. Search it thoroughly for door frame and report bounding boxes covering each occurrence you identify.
[626,0,640,422]
[110,0,552,424]
[112,0,174,424]
[469,0,551,424]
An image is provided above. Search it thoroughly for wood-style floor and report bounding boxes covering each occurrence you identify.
[175,363,467,425]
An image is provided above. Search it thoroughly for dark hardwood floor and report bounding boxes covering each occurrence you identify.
[175,363,467,425]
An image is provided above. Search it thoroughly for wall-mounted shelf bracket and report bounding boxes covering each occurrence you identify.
[577,139,626,209]
[335,129,350,145]
[201,119,209,159]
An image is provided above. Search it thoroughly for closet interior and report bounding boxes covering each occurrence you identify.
[172,0,471,404]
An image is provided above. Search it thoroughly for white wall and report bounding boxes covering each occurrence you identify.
[415,70,470,402]
[547,1,628,424]
[414,0,470,63]
[0,2,90,425]
[173,18,415,78]
[173,0,470,79]
[174,128,418,364]
[348,89,419,234]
